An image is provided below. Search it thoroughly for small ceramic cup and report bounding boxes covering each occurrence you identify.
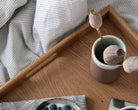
[90,35,126,83]
[120,106,138,110]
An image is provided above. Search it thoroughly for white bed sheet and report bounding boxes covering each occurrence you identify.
[0,0,88,86]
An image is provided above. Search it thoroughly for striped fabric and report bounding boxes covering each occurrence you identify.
[0,0,27,28]
[0,95,87,110]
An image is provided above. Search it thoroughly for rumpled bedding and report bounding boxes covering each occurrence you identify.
[0,0,88,86]
[0,0,138,86]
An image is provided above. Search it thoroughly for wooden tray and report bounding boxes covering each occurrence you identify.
[0,5,138,110]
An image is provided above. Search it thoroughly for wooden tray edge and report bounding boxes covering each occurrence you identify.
[108,6,138,43]
[0,5,137,97]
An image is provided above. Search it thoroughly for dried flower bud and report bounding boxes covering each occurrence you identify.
[89,10,102,29]
[123,56,138,73]
[103,45,125,65]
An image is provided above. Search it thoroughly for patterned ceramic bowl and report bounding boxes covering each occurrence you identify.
[36,98,83,110]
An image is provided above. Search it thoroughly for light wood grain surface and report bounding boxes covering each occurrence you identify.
[0,6,138,110]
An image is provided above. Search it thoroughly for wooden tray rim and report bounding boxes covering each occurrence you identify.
[0,5,138,97]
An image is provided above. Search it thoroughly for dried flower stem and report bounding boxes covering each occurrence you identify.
[89,9,106,48]
[91,10,96,14]
[96,28,106,48]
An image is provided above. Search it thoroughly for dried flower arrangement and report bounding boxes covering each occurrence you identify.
[89,10,138,73]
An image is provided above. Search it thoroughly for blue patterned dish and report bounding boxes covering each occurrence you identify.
[36,98,83,110]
